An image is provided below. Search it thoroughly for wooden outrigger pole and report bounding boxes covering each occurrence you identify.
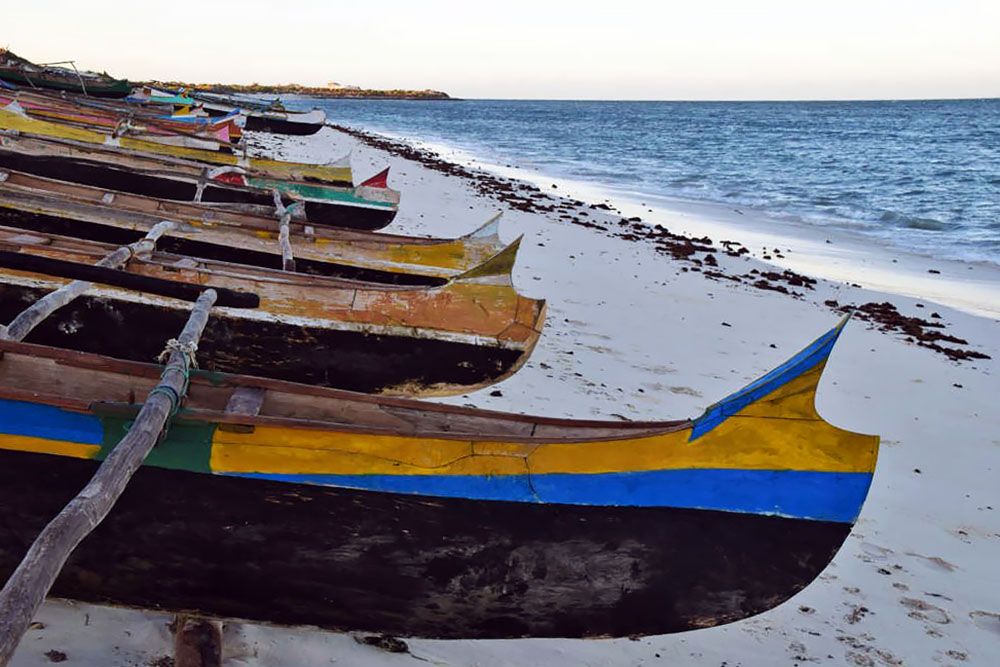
[0,223,227,665]
[0,289,218,665]
[0,220,177,342]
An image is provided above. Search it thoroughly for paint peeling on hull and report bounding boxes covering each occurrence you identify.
[0,284,530,395]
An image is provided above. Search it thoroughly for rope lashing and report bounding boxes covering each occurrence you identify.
[152,338,199,417]
[157,338,199,367]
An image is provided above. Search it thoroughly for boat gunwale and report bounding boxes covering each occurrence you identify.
[0,339,692,441]
[0,173,489,245]
[0,192,460,285]
[0,131,402,215]
[0,223,501,295]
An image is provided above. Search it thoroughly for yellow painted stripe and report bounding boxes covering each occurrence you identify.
[210,364,877,477]
[210,418,875,476]
[0,109,352,183]
[0,434,101,459]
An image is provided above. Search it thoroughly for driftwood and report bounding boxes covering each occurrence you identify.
[0,220,176,342]
[0,289,218,666]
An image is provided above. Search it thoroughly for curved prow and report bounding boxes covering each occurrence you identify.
[688,313,878,527]
[325,150,351,168]
[691,313,856,441]
[451,235,522,286]
[460,212,503,244]
[359,167,389,189]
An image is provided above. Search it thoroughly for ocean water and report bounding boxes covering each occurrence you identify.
[291,98,1000,265]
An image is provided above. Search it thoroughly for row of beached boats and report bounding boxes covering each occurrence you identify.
[0,52,879,645]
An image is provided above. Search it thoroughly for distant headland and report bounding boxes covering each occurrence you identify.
[143,81,453,100]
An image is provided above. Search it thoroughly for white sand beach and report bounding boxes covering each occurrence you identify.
[10,125,999,667]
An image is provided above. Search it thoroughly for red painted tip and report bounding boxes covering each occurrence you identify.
[359,167,390,189]
[212,172,246,186]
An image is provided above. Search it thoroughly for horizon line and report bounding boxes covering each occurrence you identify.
[301,95,1000,103]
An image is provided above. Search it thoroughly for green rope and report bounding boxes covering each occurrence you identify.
[147,340,198,442]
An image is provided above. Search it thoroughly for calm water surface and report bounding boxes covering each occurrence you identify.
[290,98,1000,265]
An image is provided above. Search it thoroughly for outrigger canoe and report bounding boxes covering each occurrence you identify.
[0,126,399,230]
[133,88,327,135]
[0,317,878,638]
[0,90,238,151]
[0,50,130,98]
[0,227,543,395]
[0,105,352,186]
[0,169,505,283]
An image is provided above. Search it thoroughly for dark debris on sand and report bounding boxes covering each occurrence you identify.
[839,302,990,362]
[335,125,985,363]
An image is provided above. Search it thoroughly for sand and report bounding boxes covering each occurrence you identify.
[10,125,999,667]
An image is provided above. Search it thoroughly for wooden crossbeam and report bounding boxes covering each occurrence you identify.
[224,386,266,417]
[219,386,267,434]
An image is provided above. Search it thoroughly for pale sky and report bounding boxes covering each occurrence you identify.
[6,0,999,100]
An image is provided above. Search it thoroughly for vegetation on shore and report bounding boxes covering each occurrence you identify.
[143,81,452,100]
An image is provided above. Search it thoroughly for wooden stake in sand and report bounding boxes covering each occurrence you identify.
[0,220,177,342]
[0,288,218,666]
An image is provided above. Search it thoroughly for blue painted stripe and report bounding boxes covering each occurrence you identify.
[690,317,849,440]
[0,399,104,445]
[222,468,873,523]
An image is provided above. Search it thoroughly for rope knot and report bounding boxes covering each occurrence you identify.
[157,338,199,369]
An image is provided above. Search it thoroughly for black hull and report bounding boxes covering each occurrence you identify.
[0,71,130,98]
[245,115,324,136]
[0,449,850,639]
[0,285,522,394]
[0,150,397,232]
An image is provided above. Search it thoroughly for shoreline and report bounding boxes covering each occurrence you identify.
[360,126,1000,321]
[320,124,993,362]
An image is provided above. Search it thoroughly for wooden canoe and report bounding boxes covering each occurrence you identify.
[0,318,878,638]
[206,102,325,136]
[0,105,353,187]
[0,169,504,284]
[131,88,327,136]
[0,50,131,98]
[0,225,544,395]
[0,125,399,230]
[4,87,245,143]
[0,91,235,152]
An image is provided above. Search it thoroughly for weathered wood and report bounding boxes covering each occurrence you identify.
[0,289,218,666]
[224,386,266,417]
[278,213,295,272]
[271,190,295,271]
[0,251,259,308]
[0,220,176,342]
[219,385,268,434]
[174,616,222,667]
